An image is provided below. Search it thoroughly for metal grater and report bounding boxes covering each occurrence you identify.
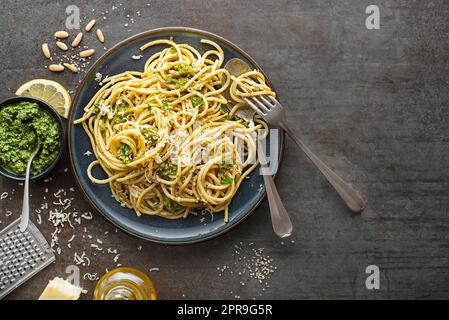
[0,218,55,299]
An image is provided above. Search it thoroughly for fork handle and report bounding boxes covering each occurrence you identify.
[280,122,365,213]
[258,140,293,238]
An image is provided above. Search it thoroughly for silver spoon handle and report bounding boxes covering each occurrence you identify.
[258,140,293,238]
[280,122,365,213]
[19,154,35,232]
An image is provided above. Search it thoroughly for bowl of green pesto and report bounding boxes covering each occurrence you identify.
[0,96,64,180]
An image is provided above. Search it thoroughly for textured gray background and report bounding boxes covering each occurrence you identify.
[1,0,448,299]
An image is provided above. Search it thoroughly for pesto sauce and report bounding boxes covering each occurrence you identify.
[0,101,61,175]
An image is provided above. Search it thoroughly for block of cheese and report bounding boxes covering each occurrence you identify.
[38,277,83,300]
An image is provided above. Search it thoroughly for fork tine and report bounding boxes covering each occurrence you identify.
[250,96,271,112]
[239,86,269,115]
[259,95,274,108]
[244,97,266,116]
[268,95,280,105]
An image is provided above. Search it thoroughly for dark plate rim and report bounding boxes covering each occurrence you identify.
[67,26,285,245]
[0,96,65,181]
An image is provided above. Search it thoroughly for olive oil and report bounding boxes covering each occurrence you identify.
[93,267,157,300]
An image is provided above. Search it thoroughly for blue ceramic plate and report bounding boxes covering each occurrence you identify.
[68,27,284,244]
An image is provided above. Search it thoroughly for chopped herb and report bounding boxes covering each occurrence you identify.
[116,102,133,116]
[92,102,100,115]
[191,97,203,107]
[112,102,133,124]
[170,47,177,53]
[158,161,178,178]
[118,143,133,164]
[217,162,232,170]
[163,196,183,213]
[161,101,169,110]
[173,64,189,76]
[166,77,187,87]
[100,123,107,132]
[112,114,130,124]
[174,77,189,89]
[147,104,152,111]
[220,177,234,185]
[165,76,175,84]
[140,127,159,148]
[165,63,192,90]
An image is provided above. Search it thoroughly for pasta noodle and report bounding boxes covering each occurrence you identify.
[74,39,275,222]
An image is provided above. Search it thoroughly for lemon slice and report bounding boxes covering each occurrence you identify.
[16,79,71,118]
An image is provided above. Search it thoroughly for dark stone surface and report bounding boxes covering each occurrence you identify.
[1,0,448,299]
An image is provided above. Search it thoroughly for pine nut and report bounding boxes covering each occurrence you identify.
[56,41,68,51]
[42,43,51,59]
[54,31,69,39]
[63,63,78,73]
[96,29,105,43]
[85,19,96,32]
[71,32,83,48]
[48,64,65,72]
[79,49,95,58]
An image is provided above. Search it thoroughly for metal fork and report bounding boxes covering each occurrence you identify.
[257,138,293,238]
[245,94,365,213]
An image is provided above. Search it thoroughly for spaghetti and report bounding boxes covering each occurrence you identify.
[74,39,275,222]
